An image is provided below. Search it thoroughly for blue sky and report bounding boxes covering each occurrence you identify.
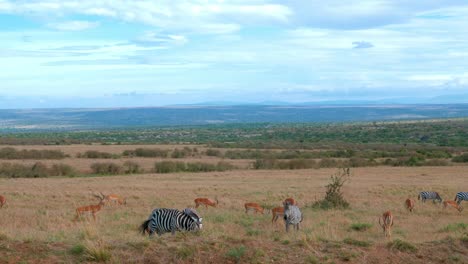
[1,0,468,108]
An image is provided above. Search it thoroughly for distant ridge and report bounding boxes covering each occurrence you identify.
[0,104,467,131]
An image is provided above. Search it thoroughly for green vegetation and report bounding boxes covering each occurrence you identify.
[349,223,373,232]
[155,161,235,173]
[452,153,468,163]
[387,239,418,253]
[441,223,468,233]
[343,238,372,247]
[77,150,118,159]
[0,162,75,178]
[226,245,246,263]
[312,168,351,210]
[0,147,66,159]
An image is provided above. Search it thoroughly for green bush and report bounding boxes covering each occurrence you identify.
[155,161,235,173]
[77,150,117,159]
[0,162,75,178]
[0,147,66,159]
[205,149,222,157]
[49,163,76,176]
[312,168,351,209]
[226,245,246,263]
[122,161,142,174]
[90,162,123,175]
[452,153,468,163]
[343,238,372,247]
[123,148,169,157]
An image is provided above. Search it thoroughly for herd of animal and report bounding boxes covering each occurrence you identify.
[0,191,466,238]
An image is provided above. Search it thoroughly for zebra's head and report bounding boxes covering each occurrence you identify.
[183,208,203,230]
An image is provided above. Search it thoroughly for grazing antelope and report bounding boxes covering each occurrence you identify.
[283,200,302,232]
[405,198,415,212]
[101,193,126,206]
[284,197,297,206]
[443,200,464,213]
[194,197,218,208]
[0,195,6,208]
[244,202,265,214]
[271,206,284,223]
[75,193,106,221]
[379,211,394,237]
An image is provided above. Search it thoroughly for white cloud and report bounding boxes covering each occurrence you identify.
[47,20,99,31]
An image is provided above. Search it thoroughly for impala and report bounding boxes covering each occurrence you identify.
[271,206,284,223]
[194,197,218,208]
[405,198,415,212]
[101,192,126,206]
[244,202,264,214]
[443,200,463,213]
[75,193,106,221]
[379,211,394,237]
[0,195,6,208]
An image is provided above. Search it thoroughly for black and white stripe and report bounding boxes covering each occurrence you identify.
[418,191,442,203]
[283,201,302,232]
[139,208,202,236]
[454,192,468,205]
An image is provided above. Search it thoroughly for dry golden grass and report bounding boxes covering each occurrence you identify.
[1,164,467,263]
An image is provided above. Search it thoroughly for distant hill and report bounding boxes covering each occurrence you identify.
[0,104,467,131]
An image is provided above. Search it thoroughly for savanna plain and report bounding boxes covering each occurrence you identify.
[0,144,467,263]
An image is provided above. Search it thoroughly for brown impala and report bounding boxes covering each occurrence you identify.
[0,195,6,208]
[379,211,394,237]
[271,206,285,223]
[194,197,218,208]
[405,198,415,212]
[244,202,265,214]
[75,193,106,221]
[101,192,126,206]
[443,200,463,213]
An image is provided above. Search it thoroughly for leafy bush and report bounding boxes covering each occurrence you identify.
[171,147,194,158]
[312,168,351,209]
[77,151,117,159]
[90,162,123,175]
[155,161,235,173]
[123,148,169,157]
[0,162,75,178]
[0,147,66,159]
[122,161,142,174]
[452,153,468,163]
[205,149,222,157]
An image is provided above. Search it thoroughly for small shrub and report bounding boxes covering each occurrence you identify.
[122,161,141,174]
[343,238,372,247]
[349,223,373,232]
[226,245,246,263]
[50,163,76,176]
[452,153,468,163]
[338,250,357,262]
[312,168,351,209]
[205,149,222,157]
[90,162,123,175]
[0,147,66,159]
[78,151,116,159]
[123,148,169,157]
[70,244,85,255]
[387,239,417,253]
[306,255,319,264]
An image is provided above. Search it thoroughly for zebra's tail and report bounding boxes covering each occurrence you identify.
[139,219,150,235]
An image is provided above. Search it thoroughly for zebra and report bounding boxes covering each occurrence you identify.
[418,191,443,203]
[139,208,202,236]
[454,192,468,205]
[283,200,303,232]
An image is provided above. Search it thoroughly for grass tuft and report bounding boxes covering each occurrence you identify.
[387,239,417,253]
[343,237,372,247]
[226,245,246,263]
[349,223,373,232]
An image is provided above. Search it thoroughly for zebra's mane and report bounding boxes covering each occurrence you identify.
[183,208,201,219]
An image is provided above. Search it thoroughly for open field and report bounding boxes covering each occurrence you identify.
[0,166,467,263]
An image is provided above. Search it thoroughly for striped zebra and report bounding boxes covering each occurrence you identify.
[139,208,202,236]
[418,191,443,203]
[283,200,303,232]
[454,192,468,205]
